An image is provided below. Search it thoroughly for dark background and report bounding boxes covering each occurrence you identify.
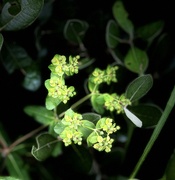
[1,0,175,179]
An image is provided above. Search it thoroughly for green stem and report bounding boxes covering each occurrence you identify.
[59,93,93,118]
[130,86,175,179]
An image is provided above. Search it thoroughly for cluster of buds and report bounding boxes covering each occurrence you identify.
[45,54,80,104]
[49,54,80,76]
[92,117,120,152]
[59,109,83,146]
[90,65,118,86]
[104,93,131,114]
[54,109,120,153]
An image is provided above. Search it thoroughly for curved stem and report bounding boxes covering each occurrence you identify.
[130,86,175,179]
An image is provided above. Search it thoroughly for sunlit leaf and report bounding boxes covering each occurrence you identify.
[24,105,55,125]
[124,107,142,127]
[45,95,61,110]
[63,19,89,44]
[124,47,149,74]
[112,1,134,37]
[90,94,105,114]
[106,19,120,48]
[54,121,67,135]
[0,0,44,31]
[31,132,58,161]
[125,74,153,102]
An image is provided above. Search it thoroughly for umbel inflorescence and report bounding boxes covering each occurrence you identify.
[45,54,131,152]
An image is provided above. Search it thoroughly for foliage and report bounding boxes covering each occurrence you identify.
[0,0,175,180]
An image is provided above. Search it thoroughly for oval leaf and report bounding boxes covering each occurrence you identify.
[1,43,33,74]
[125,74,153,102]
[0,0,44,31]
[82,112,101,124]
[63,19,89,44]
[106,19,120,48]
[24,105,55,125]
[112,1,134,36]
[124,47,149,74]
[31,132,57,161]
[45,95,61,110]
[78,120,95,138]
[136,20,164,42]
[127,104,162,128]
[124,107,142,128]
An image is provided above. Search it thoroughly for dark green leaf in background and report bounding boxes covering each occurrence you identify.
[127,104,162,128]
[5,153,30,180]
[106,19,120,48]
[31,132,58,161]
[63,19,89,44]
[163,150,175,180]
[136,20,164,43]
[0,33,4,51]
[1,43,33,74]
[0,0,44,31]
[24,105,55,125]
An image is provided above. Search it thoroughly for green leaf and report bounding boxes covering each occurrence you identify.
[136,20,164,43]
[91,94,105,114]
[0,33,4,51]
[5,153,30,180]
[63,19,89,44]
[0,0,44,31]
[127,104,162,128]
[87,131,98,147]
[0,177,21,180]
[24,105,55,125]
[31,132,58,161]
[78,120,95,139]
[22,64,41,91]
[54,121,67,135]
[1,43,33,74]
[106,19,120,48]
[82,112,101,124]
[45,95,61,110]
[112,1,134,37]
[125,74,153,102]
[124,47,149,74]
[164,150,175,180]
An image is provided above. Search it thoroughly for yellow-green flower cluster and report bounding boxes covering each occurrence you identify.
[47,76,76,103]
[93,117,120,152]
[59,110,83,146]
[91,65,118,85]
[45,54,80,104]
[104,93,131,114]
[50,54,80,76]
